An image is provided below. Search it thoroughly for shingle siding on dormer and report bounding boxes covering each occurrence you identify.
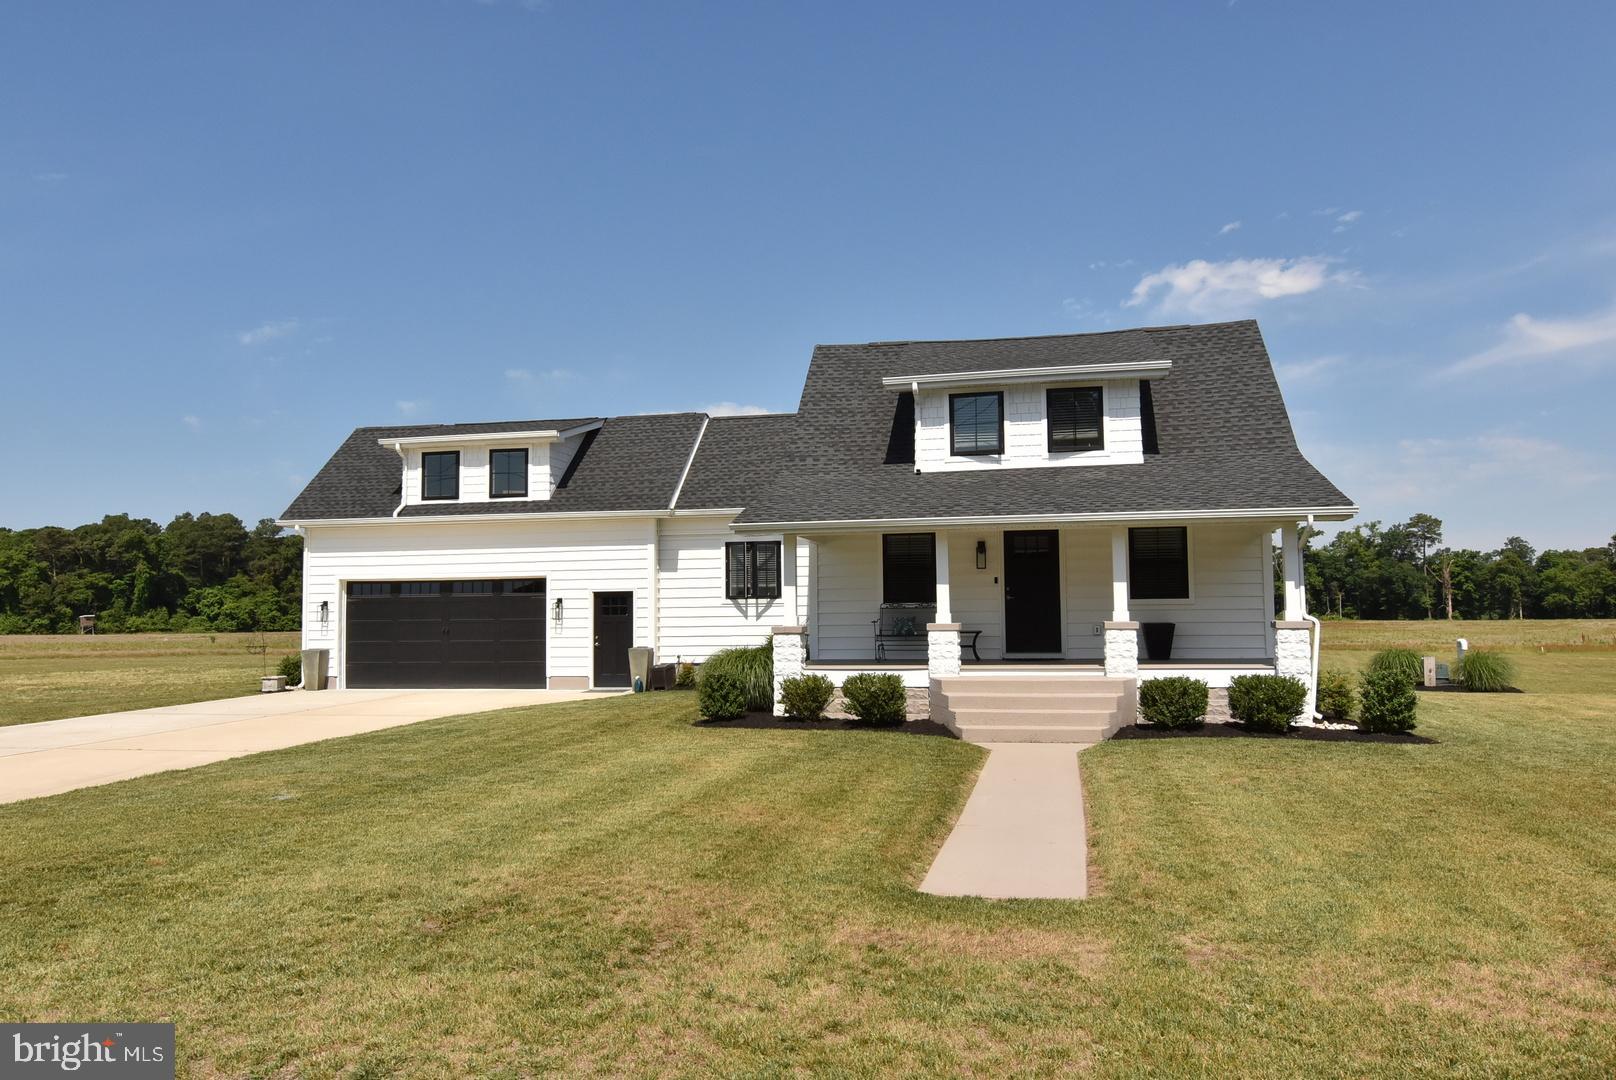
[913,379,1145,472]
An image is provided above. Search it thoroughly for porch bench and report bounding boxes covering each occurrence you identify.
[871,603,982,661]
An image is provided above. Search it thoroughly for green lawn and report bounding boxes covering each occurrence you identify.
[0,632,301,727]
[0,628,1613,1075]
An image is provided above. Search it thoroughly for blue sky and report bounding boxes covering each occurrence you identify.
[3,1,1613,550]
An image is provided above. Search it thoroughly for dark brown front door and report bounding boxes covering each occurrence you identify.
[593,592,634,687]
[1004,530,1062,654]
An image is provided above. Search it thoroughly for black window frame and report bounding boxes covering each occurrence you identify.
[725,541,782,601]
[421,451,460,501]
[1046,385,1105,454]
[882,532,937,604]
[489,447,529,499]
[1128,526,1190,601]
[949,391,1004,456]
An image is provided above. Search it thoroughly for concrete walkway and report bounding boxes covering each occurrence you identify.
[0,688,608,805]
[920,743,1088,900]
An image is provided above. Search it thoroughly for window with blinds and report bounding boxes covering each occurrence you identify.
[949,392,1003,455]
[1046,386,1104,453]
[725,541,782,600]
[882,533,937,603]
[1129,526,1190,600]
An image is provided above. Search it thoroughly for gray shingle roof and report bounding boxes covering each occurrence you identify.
[731,319,1353,526]
[281,414,705,520]
[281,320,1352,526]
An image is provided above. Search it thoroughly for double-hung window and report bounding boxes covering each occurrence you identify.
[421,451,460,500]
[949,392,1003,455]
[882,533,937,603]
[1129,527,1190,600]
[490,448,528,498]
[725,541,782,600]
[1046,386,1104,453]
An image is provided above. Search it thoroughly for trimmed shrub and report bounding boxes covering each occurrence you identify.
[841,672,908,727]
[1137,676,1209,730]
[1227,674,1307,733]
[277,653,302,685]
[699,642,773,712]
[674,662,696,689]
[1457,649,1515,693]
[1360,669,1418,732]
[1368,647,1424,685]
[1316,669,1357,722]
[780,674,835,720]
[697,670,747,720]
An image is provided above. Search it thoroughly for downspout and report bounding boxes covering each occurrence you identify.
[390,442,408,517]
[1303,513,1322,719]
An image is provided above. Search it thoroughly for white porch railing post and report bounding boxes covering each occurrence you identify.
[780,533,798,626]
[1273,523,1315,718]
[934,532,952,623]
[1280,524,1304,622]
[1104,525,1138,678]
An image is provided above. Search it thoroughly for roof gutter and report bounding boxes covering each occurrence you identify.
[388,441,408,518]
[277,508,691,529]
[880,359,1172,391]
[375,420,604,450]
[728,504,1360,533]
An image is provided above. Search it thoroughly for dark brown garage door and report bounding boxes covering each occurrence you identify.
[345,579,546,688]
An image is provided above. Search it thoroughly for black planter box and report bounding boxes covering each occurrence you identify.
[1141,622,1175,660]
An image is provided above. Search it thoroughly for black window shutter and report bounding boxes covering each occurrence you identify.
[1129,527,1189,600]
[725,543,750,600]
[1047,387,1103,452]
[752,543,781,599]
[882,533,937,603]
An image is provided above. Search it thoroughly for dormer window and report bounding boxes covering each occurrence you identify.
[1047,386,1104,453]
[949,392,1003,456]
[422,451,459,500]
[490,448,528,498]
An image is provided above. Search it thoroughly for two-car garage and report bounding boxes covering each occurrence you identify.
[344,579,548,688]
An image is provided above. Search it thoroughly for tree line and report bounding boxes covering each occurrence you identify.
[1300,514,1616,620]
[0,513,302,634]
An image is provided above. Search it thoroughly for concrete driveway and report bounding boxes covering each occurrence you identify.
[0,688,609,805]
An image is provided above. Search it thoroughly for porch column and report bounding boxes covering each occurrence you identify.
[771,624,806,717]
[780,533,798,626]
[1274,523,1315,718]
[933,532,951,623]
[1104,525,1139,678]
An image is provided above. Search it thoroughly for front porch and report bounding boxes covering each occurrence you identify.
[768,518,1318,738]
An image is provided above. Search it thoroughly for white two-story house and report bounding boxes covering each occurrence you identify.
[280,319,1356,741]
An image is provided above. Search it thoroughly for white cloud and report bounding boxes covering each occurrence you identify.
[1218,220,1242,236]
[1125,256,1357,316]
[1275,355,1344,383]
[396,400,425,417]
[702,402,774,417]
[1336,210,1363,224]
[505,367,578,382]
[181,414,202,432]
[1443,302,1616,376]
[238,319,300,346]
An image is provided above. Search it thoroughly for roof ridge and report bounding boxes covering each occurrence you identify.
[818,318,1255,350]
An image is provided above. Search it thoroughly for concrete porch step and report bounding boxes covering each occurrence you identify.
[953,723,1116,745]
[944,691,1124,710]
[949,707,1120,727]
[938,676,1130,694]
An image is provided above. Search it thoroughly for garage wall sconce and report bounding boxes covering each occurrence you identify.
[552,597,564,623]
[976,540,988,570]
[319,600,330,628]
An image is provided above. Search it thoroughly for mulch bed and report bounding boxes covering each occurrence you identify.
[696,712,958,738]
[1114,723,1436,745]
[1416,682,1525,694]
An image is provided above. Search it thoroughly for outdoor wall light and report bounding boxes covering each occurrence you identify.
[319,600,329,627]
[976,539,988,570]
[552,597,564,622]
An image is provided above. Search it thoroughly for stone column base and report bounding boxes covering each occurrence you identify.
[771,625,807,717]
[1103,621,1139,678]
[1274,621,1314,718]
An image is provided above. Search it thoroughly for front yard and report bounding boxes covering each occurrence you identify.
[0,634,1613,1074]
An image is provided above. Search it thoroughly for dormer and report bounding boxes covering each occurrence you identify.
[380,420,603,507]
[881,358,1170,474]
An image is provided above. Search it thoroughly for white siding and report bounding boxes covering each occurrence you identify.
[914,379,1144,473]
[393,432,592,508]
[654,517,808,663]
[301,517,656,687]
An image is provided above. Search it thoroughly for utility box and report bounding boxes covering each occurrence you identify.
[1422,656,1437,687]
[628,647,654,692]
[301,648,330,691]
